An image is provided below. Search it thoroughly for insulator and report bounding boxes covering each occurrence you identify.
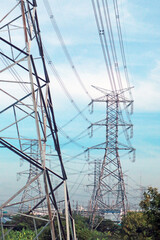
[90,125,93,138]
[88,127,90,137]
[89,101,94,114]
[20,158,24,167]
[91,101,94,114]
[87,150,90,162]
[99,29,104,35]
[132,150,136,162]
[131,102,133,115]
[16,173,20,181]
[130,126,133,138]
[84,150,87,160]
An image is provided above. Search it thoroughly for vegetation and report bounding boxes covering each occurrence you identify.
[121,211,148,239]
[140,187,160,239]
[0,228,35,240]
[1,187,160,239]
[121,187,160,239]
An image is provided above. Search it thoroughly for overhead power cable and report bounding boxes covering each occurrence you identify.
[59,104,90,129]
[61,123,104,149]
[102,0,133,128]
[91,0,134,146]
[58,128,86,149]
[43,0,92,100]
[91,0,115,92]
[102,0,123,91]
[112,0,133,100]
[70,162,87,195]
[44,47,91,125]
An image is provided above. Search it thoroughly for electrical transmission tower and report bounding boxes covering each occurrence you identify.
[88,87,135,228]
[18,140,46,213]
[87,0,135,228]
[0,1,76,239]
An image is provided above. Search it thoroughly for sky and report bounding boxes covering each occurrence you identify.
[0,0,160,208]
[37,0,160,191]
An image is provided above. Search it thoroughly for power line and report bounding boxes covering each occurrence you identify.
[112,0,133,100]
[43,0,92,100]
[44,47,92,125]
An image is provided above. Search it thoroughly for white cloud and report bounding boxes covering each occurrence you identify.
[133,62,160,112]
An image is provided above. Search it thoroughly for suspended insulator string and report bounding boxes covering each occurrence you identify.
[43,0,92,100]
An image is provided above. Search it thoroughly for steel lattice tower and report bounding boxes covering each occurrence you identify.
[18,141,59,213]
[88,87,135,228]
[18,140,45,213]
[0,1,76,239]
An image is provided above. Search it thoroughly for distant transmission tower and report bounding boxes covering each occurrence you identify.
[88,0,135,228]
[18,140,45,213]
[0,1,76,239]
[88,159,101,213]
[88,87,135,228]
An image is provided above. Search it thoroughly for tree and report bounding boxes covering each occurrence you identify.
[74,215,109,240]
[121,211,149,239]
[140,187,160,239]
[96,219,119,233]
[96,219,121,239]
[8,214,47,231]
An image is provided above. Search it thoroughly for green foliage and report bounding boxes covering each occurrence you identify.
[74,214,109,240]
[38,225,51,240]
[96,218,120,233]
[74,215,91,240]
[121,211,149,239]
[140,187,160,239]
[2,228,35,240]
[9,214,47,231]
[2,191,160,240]
[121,187,160,240]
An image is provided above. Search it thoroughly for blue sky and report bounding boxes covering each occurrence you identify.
[0,0,160,207]
[37,0,160,191]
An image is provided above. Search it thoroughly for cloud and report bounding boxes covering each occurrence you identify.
[133,62,160,112]
[118,0,160,42]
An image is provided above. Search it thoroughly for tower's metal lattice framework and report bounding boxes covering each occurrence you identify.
[89,87,135,228]
[0,1,76,239]
[87,0,135,228]
[18,140,45,213]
